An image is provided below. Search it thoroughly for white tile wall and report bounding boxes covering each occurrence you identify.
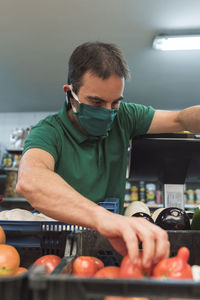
[0,111,55,160]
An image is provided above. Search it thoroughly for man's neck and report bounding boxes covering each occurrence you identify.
[67,109,89,136]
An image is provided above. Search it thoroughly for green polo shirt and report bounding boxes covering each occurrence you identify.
[23,102,155,213]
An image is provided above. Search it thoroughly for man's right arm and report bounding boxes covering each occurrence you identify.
[16,148,103,228]
[16,148,170,268]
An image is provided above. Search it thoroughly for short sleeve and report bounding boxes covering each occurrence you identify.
[117,102,155,138]
[23,118,61,162]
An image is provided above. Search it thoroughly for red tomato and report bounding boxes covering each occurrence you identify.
[33,254,61,274]
[73,256,104,277]
[153,247,193,280]
[15,267,28,275]
[93,257,104,270]
[119,255,143,279]
[94,266,120,278]
[104,297,149,300]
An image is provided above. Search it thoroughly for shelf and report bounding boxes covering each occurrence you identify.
[0,167,19,172]
[1,197,27,202]
[124,202,200,209]
[6,149,23,154]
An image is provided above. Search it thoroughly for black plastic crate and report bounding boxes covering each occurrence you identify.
[29,230,200,300]
[0,273,30,300]
[73,230,200,266]
[0,221,80,267]
[74,231,122,266]
[168,230,200,265]
[29,273,200,300]
[0,220,80,300]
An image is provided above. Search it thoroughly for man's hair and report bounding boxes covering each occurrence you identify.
[67,42,130,94]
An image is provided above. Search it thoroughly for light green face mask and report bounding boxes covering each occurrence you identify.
[70,88,119,136]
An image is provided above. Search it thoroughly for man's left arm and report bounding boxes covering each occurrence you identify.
[147,106,200,134]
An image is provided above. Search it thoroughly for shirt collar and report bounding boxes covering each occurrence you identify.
[58,102,108,144]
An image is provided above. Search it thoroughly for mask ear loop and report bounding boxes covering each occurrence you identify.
[69,85,80,113]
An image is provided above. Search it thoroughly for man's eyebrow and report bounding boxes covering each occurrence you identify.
[86,96,124,102]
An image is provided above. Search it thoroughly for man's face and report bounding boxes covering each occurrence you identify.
[74,71,125,110]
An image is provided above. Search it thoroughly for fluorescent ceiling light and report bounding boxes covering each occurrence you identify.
[153,35,200,51]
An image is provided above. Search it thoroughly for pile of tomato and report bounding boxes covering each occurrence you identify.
[72,247,194,300]
[0,226,61,276]
[0,225,195,300]
[72,247,193,279]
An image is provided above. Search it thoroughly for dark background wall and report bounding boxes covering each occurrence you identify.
[1,0,200,112]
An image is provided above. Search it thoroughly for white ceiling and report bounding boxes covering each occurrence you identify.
[1,0,200,112]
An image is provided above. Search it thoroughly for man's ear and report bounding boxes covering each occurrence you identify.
[63,84,71,93]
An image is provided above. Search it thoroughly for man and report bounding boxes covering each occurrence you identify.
[16,42,200,268]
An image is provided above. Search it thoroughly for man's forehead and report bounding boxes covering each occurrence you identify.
[80,72,125,93]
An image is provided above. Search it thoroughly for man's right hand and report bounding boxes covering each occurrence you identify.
[95,209,170,268]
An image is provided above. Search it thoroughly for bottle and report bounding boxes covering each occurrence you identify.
[130,185,139,202]
[12,154,21,169]
[186,189,195,204]
[146,183,156,204]
[139,181,146,203]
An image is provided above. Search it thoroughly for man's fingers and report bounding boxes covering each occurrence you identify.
[98,213,170,268]
[138,229,156,268]
[128,218,170,267]
[152,228,170,264]
[122,227,139,264]
[108,236,128,257]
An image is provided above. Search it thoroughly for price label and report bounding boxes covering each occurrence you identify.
[164,184,184,209]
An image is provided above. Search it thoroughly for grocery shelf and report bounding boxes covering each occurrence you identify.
[1,198,199,208]
[1,197,27,202]
[124,202,200,209]
[124,202,162,208]
[6,148,23,153]
[0,167,19,172]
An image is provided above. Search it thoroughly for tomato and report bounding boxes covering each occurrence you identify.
[104,297,149,300]
[93,256,104,270]
[119,255,143,279]
[15,267,28,275]
[73,256,104,277]
[168,299,194,300]
[33,254,61,274]
[94,266,120,278]
[0,244,20,276]
[119,252,152,279]
[153,247,193,280]
[0,226,6,244]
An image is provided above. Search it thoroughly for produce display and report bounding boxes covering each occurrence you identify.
[152,247,193,279]
[0,226,6,244]
[72,247,193,280]
[94,266,120,278]
[0,208,57,221]
[151,208,165,222]
[0,225,26,276]
[155,207,191,230]
[124,201,197,230]
[33,254,61,274]
[0,202,200,299]
[104,298,149,300]
[0,225,61,276]
[124,201,151,217]
[0,244,20,276]
[131,212,154,224]
[191,207,200,230]
[71,246,198,300]
[73,256,104,277]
